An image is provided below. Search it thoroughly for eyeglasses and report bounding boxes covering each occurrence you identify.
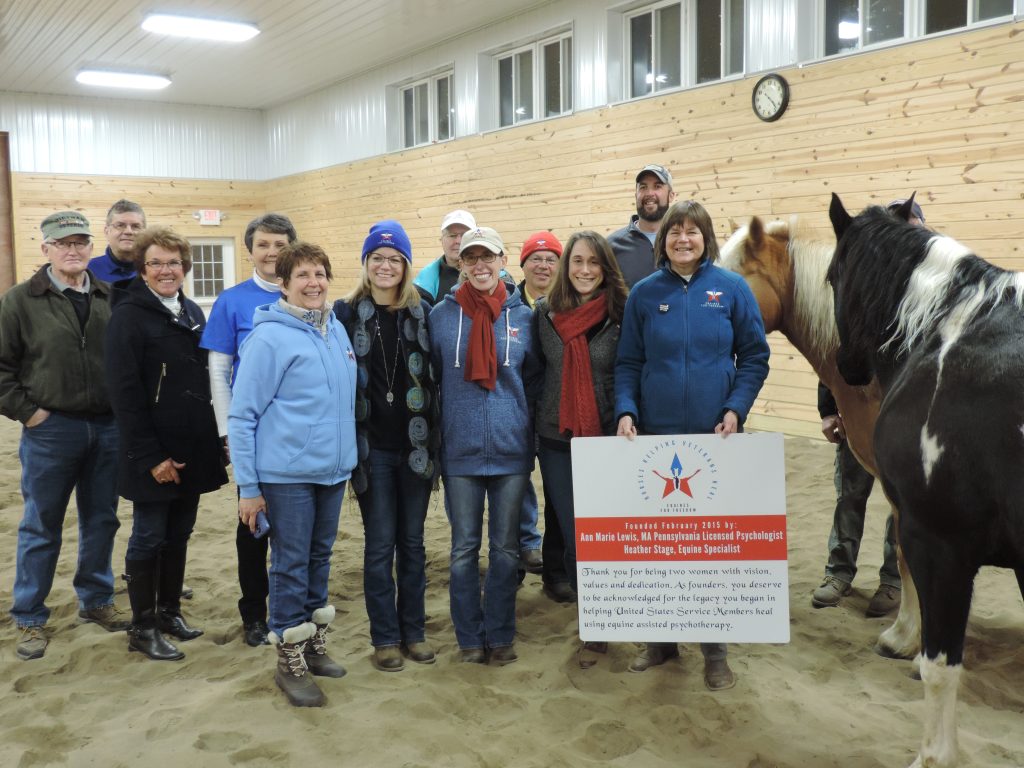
[460,252,499,266]
[367,254,405,267]
[109,222,145,232]
[525,255,559,266]
[46,240,91,252]
[145,260,184,271]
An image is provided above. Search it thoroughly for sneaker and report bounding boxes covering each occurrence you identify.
[811,576,852,608]
[78,604,130,632]
[16,626,48,660]
[866,584,901,617]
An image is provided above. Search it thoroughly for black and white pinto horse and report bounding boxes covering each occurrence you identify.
[827,193,1024,768]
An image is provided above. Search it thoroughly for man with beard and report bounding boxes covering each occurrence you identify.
[88,200,147,283]
[607,165,676,288]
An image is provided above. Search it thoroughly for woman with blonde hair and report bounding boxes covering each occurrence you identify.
[333,220,440,672]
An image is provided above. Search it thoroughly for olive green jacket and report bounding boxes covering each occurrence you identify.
[0,266,113,423]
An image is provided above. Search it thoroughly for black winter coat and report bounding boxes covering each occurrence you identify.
[106,278,227,503]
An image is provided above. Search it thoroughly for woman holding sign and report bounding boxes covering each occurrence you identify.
[533,231,629,668]
[614,200,769,690]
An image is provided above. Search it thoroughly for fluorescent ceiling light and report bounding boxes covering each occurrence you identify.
[76,70,171,90]
[142,13,260,42]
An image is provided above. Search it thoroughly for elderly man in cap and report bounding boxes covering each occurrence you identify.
[415,209,477,305]
[88,199,147,283]
[0,211,128,660]
[811,198,928,617]
[607,164,677,288]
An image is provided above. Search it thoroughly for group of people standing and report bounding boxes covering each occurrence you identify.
[0,161,772,706]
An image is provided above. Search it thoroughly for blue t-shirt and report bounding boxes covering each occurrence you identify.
[199,278,280,385]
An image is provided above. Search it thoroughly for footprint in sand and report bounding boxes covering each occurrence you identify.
[194,730,249,753]
[573,721,642,759]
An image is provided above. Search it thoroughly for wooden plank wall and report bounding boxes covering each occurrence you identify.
[11,21,1024,438]
[10,175,264,278]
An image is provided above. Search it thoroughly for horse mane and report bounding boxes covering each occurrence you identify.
[886,236,1024,356]
[776,218,839,361]
[830,206,1024,363]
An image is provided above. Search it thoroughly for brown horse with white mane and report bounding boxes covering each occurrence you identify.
[719,216,921,660]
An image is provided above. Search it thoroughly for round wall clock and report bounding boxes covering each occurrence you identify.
[752,73,789,122]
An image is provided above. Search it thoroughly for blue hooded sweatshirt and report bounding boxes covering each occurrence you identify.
[615,258,769,435]
[228,302,357,497]
[429,285,541,476]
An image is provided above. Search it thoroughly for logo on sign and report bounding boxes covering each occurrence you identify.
[636,438,719,511]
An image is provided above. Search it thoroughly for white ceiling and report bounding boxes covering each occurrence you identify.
[0,0,554,109]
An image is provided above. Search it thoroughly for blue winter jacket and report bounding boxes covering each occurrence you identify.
[429,286,542,476]
[228,302,358,497]
[615,259,769,435]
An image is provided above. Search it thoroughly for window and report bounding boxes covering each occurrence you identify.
[496,32,573,127]
[627,1,744,99]
[822,0,1013,56]
[399,71,454,149]
[925,0,1012,33]
[187,238,235,312]
[824,0,904,55]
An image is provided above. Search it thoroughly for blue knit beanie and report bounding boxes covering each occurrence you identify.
[362,220,412,263]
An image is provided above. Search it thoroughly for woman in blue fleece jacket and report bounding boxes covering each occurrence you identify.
[229,242,356,708]
[614,199,769,690]
[429,226,541,665]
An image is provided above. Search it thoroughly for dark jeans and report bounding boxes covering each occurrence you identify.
[824,440,900,587]
[356,449,431,648]
[127,494,199,560]
[540,474,569,587]
[537,445,577,590]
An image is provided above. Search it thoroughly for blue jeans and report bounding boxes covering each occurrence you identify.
[12,412,120,627]
[445,473,528,649]
[519,482,542,552]
[356,449,431,647]
[537,445,577,590]
[262,481,345,637]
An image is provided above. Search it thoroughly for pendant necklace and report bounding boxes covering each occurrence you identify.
[375,310,401,405]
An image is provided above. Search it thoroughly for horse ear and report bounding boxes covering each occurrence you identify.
[829,193,853,239]
[748,216,765,247]
[893,193,917,222]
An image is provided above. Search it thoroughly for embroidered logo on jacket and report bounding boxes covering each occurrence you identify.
[702,289,725,308]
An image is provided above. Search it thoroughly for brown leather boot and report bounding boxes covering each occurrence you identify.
[271,623,324,707]
[304,606,346,678]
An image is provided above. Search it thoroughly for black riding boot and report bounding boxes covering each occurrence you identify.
[157,546,203,641]
[125,558,184,661]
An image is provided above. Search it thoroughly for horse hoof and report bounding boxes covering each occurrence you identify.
[873,641,915,660]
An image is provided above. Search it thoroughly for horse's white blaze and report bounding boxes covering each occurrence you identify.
[914,654,961,768]
[920,427,944,484]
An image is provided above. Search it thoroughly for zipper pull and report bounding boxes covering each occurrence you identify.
[155,362,166,403]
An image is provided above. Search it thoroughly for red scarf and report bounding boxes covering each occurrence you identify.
[552,296,608,437]
[455,280,507,391]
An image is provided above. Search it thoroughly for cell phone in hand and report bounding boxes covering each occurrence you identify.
[254,509,271,539]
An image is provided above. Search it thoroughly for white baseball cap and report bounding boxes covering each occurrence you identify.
[441,209,477,233]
